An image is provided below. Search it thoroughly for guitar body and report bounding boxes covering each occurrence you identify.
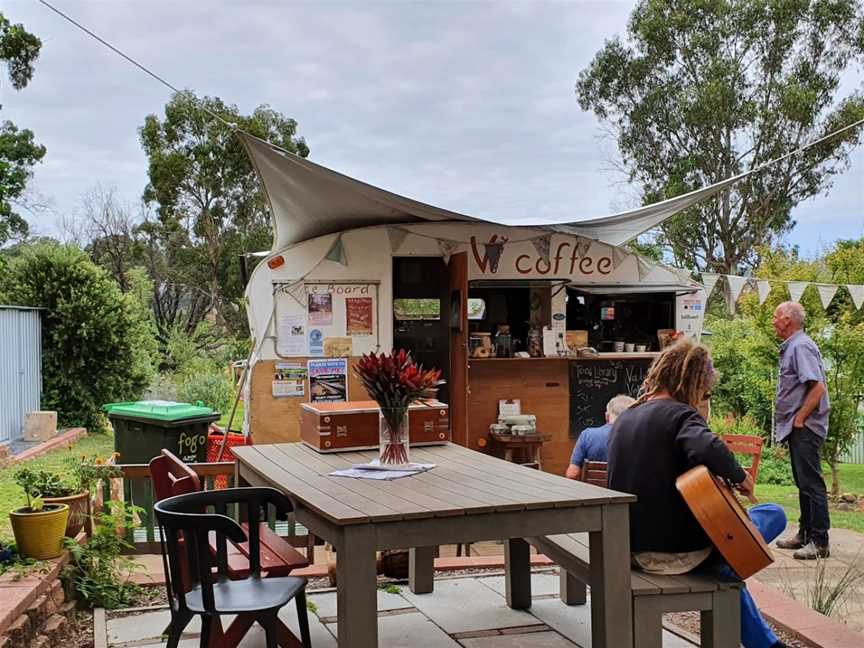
[676,465,773,580]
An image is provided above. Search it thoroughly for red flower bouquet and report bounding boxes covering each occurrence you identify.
[353,349,444,465]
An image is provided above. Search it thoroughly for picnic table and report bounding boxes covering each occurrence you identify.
[233,442,635,648]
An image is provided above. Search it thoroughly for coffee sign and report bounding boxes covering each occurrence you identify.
[468,234,628,281]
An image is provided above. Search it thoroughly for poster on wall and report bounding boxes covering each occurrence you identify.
[323,337,353,357]
[308,358,348,403]
[307,293,333,326]
[276,315,307,356]
[308,329,324,356]
[272,362,306,398]
[345,297,374,335]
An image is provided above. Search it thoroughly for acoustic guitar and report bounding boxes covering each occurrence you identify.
[675,465,773,580]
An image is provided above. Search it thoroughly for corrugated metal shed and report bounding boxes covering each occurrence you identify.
[0,305,42,444]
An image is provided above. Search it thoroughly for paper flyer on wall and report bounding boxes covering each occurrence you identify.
[345,297,374,335]
[307,293,333,326]
[276,315,307,356]
[308,358,348,403]
[272,362,306,398]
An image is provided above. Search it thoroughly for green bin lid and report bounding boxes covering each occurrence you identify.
[103,400,215,421]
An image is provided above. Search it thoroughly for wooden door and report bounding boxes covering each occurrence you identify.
[448,252,469,446]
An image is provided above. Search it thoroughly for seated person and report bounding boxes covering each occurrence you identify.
[608,338,788,648]
[565,394,634,480]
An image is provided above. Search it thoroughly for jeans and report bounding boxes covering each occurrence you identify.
[713,503,787,648]
[788,427,830,546]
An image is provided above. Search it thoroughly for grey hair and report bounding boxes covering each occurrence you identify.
[777,301,806,327]
[606,395,636,419]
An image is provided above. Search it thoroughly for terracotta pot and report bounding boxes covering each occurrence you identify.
[44,491,89,537]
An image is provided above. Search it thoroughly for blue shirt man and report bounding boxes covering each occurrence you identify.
[772,301,831,559]
[565,394,635,480]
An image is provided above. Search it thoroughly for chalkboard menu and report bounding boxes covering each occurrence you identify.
[569,358,654,438]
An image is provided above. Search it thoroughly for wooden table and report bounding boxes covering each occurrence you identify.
[233,442,635,648]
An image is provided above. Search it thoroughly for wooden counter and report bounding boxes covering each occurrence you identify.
[467,357,571,477]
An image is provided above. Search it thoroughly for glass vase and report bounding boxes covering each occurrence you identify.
[378,408,410,466]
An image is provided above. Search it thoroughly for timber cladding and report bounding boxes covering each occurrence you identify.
[467,359,571,477]
[249,358,369,445]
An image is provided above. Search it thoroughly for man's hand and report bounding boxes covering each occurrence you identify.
[734,472,758,504]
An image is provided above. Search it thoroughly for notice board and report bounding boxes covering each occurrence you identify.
[569,358,653,438]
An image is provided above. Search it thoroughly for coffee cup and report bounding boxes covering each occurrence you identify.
[635,344,647,352]
[613,341,625,352]
[624,343,635,352]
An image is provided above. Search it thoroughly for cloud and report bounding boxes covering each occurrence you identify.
[2,0,861,255]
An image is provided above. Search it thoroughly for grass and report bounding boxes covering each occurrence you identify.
[756,463,864,533]
[217,399,244,432]
[0,432,114,537]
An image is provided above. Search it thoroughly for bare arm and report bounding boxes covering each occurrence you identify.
[565,464,582,480]
[793,381,827,428]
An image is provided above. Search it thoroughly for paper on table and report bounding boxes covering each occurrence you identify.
[329,464,435,480]
[350,462,436,472]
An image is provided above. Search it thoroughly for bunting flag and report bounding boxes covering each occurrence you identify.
[484,239,506,273]
[573,237,592,258]
[387,227,409,253]
[288,282,307,305]
[612,247,629,269]
[725,275,749,312]
[787,281,809,303]
[848,285,864,310]
[438,240,459,265]
[816,284,839,310]
[531,234,552,266]
[701,273,721,297]
[324,235,348,266]
[756,280,772,305]
[637,257,653,281]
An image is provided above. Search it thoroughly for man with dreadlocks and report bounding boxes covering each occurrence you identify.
[608,338,789,648]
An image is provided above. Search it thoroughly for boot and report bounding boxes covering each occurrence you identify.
[776,530,806,550]
[793,541,830,560]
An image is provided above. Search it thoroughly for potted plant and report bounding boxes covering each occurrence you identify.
[9,468,70,560]
[353,349,444,466]
[61,453,123,536]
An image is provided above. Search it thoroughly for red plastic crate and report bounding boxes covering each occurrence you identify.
[207,429,251,488]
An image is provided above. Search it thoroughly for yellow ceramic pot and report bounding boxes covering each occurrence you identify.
[10,503,70,559]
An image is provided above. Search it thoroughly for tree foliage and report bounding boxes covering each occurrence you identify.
[576,0,864,273]
[138,93,309,336]
[0,12,45,246]
[0,244,157,431]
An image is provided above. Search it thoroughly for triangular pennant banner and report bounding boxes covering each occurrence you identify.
[325,235,347,266]
[637,257,652,281]
[701,273,720,297]
[725,275,749,312]
[612,247,628,269]
[531,235,552,266]
[787,281,809,303]
[387,227,409,253]
[438,240,459,265]
[816,284,838,310]
[756,280,771,304]
[847,285,864,310]
[289,282,307,305]
[574,238,591,258]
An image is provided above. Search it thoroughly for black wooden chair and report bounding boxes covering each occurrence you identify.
[154,487,312,648]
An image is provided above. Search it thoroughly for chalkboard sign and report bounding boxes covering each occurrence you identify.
[569,358,654,438]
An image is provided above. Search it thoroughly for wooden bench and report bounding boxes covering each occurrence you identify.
[524,533,742,648]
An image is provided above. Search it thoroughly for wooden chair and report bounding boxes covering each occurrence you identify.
[155,487,312,648]
[722,434,763,482]
[150,450,311,647]
[580,460,609,488]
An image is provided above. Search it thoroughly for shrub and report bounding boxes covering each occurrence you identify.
[176,369,233,413]
[0,243,157,431]
[755,446,795,486]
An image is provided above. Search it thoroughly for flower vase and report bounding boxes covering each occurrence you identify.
[378,408,410,466]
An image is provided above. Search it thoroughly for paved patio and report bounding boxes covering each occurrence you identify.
[104,570,695,647]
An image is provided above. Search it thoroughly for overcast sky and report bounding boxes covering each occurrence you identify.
[3,1,863,257]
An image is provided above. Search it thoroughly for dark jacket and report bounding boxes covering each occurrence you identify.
[608,398,747,553]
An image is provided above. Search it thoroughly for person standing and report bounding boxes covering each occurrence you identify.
[772,301,831,559]
[565,395,634,480]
